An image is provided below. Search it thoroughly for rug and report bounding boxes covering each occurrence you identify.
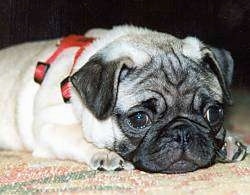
[0,89,249,195]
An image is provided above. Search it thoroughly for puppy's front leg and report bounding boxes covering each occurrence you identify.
[216,130,248,163]
[33,123,134,171]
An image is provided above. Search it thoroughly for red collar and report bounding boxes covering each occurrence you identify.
[34,35,95,103]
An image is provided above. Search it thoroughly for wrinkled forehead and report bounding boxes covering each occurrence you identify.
[116,51,223,113]
[99,33,185,66]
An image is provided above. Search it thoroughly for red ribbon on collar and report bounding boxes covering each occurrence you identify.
[34,35,95,103]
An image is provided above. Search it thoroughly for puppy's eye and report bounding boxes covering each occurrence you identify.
[205,105,224,127]
[127,112,151,129]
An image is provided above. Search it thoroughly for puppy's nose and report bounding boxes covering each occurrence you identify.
[171,124,191,145]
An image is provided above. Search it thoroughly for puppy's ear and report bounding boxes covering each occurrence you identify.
[202,47,234,105]
[71,56,131,120]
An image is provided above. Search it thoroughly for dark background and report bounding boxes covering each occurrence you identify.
[0,0,250,88]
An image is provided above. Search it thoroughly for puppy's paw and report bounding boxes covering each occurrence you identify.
[216,135,247,163]
[90,150,134,171]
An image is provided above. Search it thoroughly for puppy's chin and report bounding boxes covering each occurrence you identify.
[131,144,216,174]
[131,149,216,174]
[134,159,201,174]
[165,160,199,173]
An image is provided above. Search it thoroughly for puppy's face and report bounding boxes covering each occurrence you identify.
[114,53,226,173]
[71,32,234,173]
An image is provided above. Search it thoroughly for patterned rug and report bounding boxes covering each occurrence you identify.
[0,89,249,194]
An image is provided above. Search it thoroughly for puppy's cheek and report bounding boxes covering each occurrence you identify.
[77,108,122,149]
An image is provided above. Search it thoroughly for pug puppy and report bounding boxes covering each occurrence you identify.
[0,25,247,173]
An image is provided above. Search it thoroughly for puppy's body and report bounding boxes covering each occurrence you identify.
[0,39,58,150]
[0,26,247,173]
[0,26,147,169]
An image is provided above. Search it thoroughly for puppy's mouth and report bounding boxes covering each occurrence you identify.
[132,149,212,174]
